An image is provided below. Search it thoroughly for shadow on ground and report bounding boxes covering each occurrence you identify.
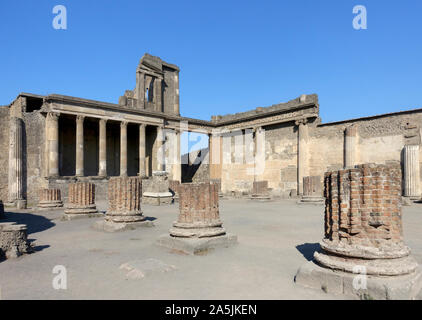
[296,243,320,261]
[1,211,56,234]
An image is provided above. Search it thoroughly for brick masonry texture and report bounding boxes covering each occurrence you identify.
[106,176,144,223]
[68,182,95,207]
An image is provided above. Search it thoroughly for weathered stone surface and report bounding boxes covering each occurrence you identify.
[250,180,271,200]
[0,222,32,259]
[298,176,324,204]
[403,145,420,199]
[63,182,101,220]
[119,258,177,280]
[142,171,172,205]
[38,188,63,209]
[158,182,237,254]
[295,162,422,299]
[105,176,144,223]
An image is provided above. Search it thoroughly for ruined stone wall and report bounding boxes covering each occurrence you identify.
[0,107,9,201]
[310,111,422,182]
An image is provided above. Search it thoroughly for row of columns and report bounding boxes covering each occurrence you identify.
[45,112,181,179]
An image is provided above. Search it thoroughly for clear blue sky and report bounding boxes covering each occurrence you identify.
[1,1,421,128]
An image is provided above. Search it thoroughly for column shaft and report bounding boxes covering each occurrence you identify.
[8,117,24,203]
[403,144,420,197]
[157,126,165,171]
[120,122,128,176]
[75,116,85,176]
[344,125,358,168]
[139,124,146,177]
[99,119,107,177]
[154,78,162,112]
[297,120,309,195]
[48,112,59,177]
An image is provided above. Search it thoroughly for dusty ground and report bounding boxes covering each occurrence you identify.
[0,199,421,300]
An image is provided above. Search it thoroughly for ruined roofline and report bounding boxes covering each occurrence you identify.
[5,92,45,108]
[138,53,180,72]
[318,106,422,128]
[210,94,320,126]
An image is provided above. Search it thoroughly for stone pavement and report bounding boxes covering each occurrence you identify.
[0,199,421,300]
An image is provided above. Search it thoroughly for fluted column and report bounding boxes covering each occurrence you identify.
[120,121,128,176]
[296,119,309,195]
[139,124,146,177]
[75,115,85,177]
[344,125,358,168]
[403,145,420,198]
[47,112,59,177]
[99,119,107,177]
[8,117,24,205]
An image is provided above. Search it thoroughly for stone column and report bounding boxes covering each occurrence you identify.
[154,77,162,112]
[344,125,358,168]
[47,112,60,177]
[8,117,25,208]
[299,176,324,204]
[403,144,420,198]
[105,177,144,223]
[295,162,422,299]
[253,127,265,182]
[98,119,107,177]
[156,126,165,171]
[157,182,237,254]
[120,121,128,176]
[38,188,63,209]
[139,124,146,177]
[64,182,98,219]
[296,119,309,195]
[75,115,85,177]
[174,129,181,181]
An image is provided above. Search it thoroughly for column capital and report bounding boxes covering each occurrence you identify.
[121,121,128,128]
[76,115,85,122]
[139,123,146,129]
[47,112,60,121]
[295,118,308,126]
[99,118,108,125]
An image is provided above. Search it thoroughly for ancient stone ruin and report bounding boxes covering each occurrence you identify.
[157,181,237,254]
[93,176,153,232]
[63,182,100,220]
[250,180,271,200]
[0,222,32,260]
[295,162,422,299]
[142,171,173,205]
[38,188,63,209]
[298,176,324,204]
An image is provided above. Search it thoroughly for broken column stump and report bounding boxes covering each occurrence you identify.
[63,182,102,220]
[298,176,324,205]
[92,176,153,232]
[249,180,271,201]
[142,171,173,205]
[38,188,63,209]
[0,222,32,260]
[157,182,237,255]
[295,162,422,299]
